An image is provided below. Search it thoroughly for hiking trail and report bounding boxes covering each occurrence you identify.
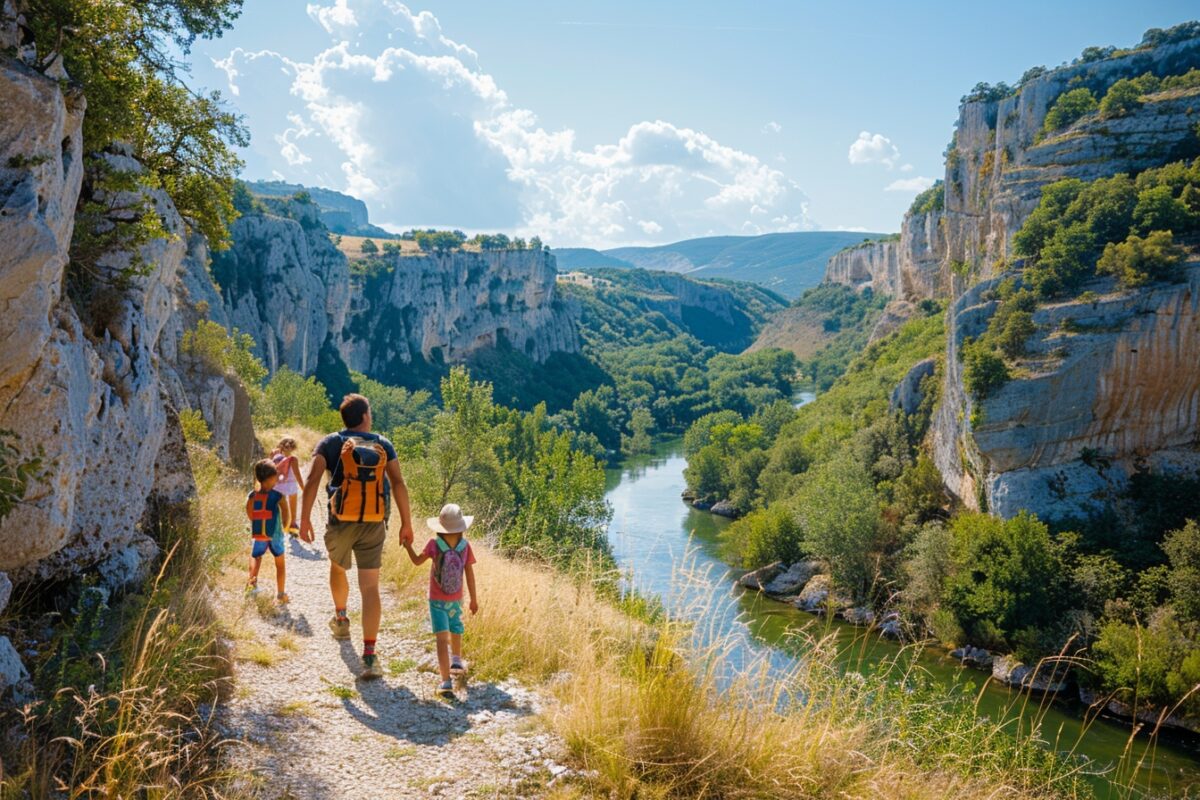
[216,510,569,799]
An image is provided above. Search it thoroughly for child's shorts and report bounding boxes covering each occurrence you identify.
[429,600,464,635]
[251,537,285,558]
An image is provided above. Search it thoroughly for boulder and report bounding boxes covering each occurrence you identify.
[738,562,782,591]
[793,574,852,614]
[0,636,28,695]
[877,611,903,639]
[841,605,876,626]
[991,655,1068,694]
[951,645,994,670]
[709,500,737,518]
[762,560,821,596]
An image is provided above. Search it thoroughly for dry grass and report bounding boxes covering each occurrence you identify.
[331,234,422,261]
[384,543,1096,800]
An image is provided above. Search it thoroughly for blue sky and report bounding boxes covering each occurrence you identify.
[188,0,1198,247]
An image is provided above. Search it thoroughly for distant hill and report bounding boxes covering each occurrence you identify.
[247,180,394,238]
[551,248,637,270]
[553,232,891,298]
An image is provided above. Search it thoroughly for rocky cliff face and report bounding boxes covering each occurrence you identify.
[0,55,209,594]
[340,249,579,383]
[822,35,1200,519]
[209,201,351,376]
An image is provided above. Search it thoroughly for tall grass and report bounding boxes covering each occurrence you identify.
[385,543,1097,799]
[0,444,247,798]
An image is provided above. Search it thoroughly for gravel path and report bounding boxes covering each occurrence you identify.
[218,514,568,799]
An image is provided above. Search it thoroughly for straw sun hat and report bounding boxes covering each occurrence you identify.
[427,503,474,534]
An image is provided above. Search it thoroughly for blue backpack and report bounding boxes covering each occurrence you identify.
[434,536,468,595]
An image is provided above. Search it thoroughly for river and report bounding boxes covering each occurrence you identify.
[603,437,1200,798]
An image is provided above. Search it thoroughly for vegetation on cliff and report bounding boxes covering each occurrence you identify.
[25,0,248,260]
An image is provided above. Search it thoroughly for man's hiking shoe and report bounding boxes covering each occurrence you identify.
[450,658,466,676]
[276,592,290,604]
[436,680,455,699]
[360,654,383,680]
[329,615,351,640]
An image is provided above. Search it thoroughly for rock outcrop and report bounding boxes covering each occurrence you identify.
[339,248,579,383]
[820,34,1200,519]
[0,48,238,590]
[209,200,352,376]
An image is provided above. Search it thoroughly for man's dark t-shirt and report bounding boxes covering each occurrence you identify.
[313,430,398,518]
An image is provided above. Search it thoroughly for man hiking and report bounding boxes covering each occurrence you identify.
[299,393,415,679]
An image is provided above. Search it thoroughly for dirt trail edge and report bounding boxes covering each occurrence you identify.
[217,512,569,799]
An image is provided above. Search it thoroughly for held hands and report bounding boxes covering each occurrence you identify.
[399,522,415,546]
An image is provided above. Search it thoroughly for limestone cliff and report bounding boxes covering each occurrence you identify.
[340,249,579,384]
[820,33,1200,519]
[209,200,352,376]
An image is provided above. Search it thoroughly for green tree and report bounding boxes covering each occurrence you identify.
[1163,520,1200,624]
[360,238,378,254]
[1132,185,1193,235]
[1092,609,1200,713]
[254,367,338,430]
[621,407,654,456]
[26,0,248,254]
[181,320,267,391]
[1042,88,1098,134]
[722,505,804,568]
[962,340,1009,399]
[1099,78,1144,118]
[943,511,1068,655]
[794,457,882,597]
[1097,230,1185,288]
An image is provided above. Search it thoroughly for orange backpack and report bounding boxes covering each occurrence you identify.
[332,437,388,523]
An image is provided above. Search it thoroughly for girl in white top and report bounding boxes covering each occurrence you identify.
[270,437,305,535]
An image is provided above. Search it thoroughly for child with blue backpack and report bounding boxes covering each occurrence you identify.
[246,459,291,603]
[402,503,478,699]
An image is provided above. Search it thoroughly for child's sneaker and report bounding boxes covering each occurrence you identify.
[360,654,383,680]
[328,615,351,639]
[436,680,455,699]
[276,592,290,604]
[449,657,466,676]
[286,526,300,537]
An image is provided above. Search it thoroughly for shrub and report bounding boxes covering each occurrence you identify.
[254,367,339,430]
[179,408,212,444]
[360,238,378,254]
[794,456,882,597]
[0,429,46,524]
[943,511,1069,657]
[908,180,945,216]
[1042,88,1098,134]
[1163,520,1200,624]
[1092,608,1200,714]
[1132,184,1194,234]
[181,321,268,390]
[962,340,1009,399]
[722,505,805,568]
[993,309,1036,358]
[1097,230,1185,288]
[1099,78,1144,118]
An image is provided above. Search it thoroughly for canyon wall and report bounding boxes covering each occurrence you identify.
[823,34,1200,519]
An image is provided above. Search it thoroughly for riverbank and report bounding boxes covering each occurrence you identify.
[606,441,1200,797]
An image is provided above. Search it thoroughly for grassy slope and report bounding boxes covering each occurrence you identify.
[381,505,1092,800]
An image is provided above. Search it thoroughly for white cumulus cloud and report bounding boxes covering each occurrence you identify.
[885,176,936,193]
[215,0,813,245]
[848,131,901,169]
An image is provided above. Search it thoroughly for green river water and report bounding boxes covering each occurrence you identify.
[603,437,1200,798]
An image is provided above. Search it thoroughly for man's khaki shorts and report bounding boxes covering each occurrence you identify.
[324,520,387,570]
